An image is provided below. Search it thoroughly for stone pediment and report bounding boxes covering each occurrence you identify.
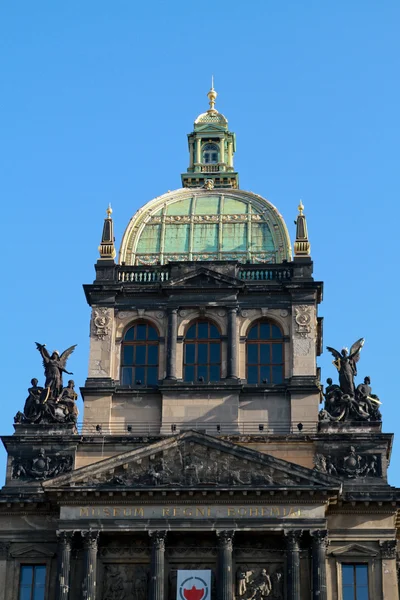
[43,431,340,492]
[166,267,242,289]
[329,543,378,558]
[10,544,55,558]
[194,124,227,133]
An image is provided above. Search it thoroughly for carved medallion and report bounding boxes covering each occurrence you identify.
[294,305,312,338]
[92,308,112,340]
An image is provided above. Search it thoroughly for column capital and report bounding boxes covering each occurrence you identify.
[149,530,167,551]
[57,531,74,547]
[380,539,397,559]
[217,530,235,550]
[81,530,99,550]
[285,530,302,549]
[310,529,328,547]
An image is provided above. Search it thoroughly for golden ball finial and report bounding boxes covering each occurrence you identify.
[298,200,304,215]
[106,203,113,219]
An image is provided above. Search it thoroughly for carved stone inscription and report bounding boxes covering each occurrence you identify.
[102,564,148,600]
[61,504,324,520]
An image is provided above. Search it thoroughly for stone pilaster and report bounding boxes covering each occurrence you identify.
[311,530,328,600]
[227,307,238,379]
[56,532,73,600]
[380,540,398,600]
[166,308,178,380]
[0,543,10,600]
[81,530,99,600]
[149,531,167,600]
[285,530,302,600]
[217,530,234,600]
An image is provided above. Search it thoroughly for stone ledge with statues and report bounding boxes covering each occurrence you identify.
[14,342,79,426]
[318,338,382,425]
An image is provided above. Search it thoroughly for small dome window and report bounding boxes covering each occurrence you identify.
[203,143,219,164]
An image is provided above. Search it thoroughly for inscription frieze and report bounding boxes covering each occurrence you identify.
[61,504,324,521]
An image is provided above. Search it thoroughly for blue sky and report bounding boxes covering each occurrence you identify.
[1,1,399,484]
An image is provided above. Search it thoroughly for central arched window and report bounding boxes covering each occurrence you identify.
[202,143,219,164]
[184,321,221,382]
[246,321,284,384]
[121,322,159,386]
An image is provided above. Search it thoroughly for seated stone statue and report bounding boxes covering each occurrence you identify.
[58,380,79,421]
[23,378,45,422]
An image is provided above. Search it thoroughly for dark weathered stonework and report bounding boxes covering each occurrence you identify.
[12,448,73,480]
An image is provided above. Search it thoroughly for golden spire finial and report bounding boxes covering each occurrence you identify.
[98,204,116,261]
[207,76,217,111]
[294,200,311,257]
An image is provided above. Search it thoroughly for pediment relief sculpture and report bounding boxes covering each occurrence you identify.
[44,432,339,491]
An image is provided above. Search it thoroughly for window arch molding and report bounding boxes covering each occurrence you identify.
[183,319,222,383]
[120,320,160,386]
[178,310,226,337]
[240,313,288,338]
[245,319,285,385]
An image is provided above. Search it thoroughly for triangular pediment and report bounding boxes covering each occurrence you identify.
[194,124,227,133]
[10,544,55,558]
[166,267,242,289]
[44,431,340,492]
[330,543,378,558]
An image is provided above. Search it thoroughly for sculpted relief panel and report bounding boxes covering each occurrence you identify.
[95,442,304,488]
[237,565,283,600]
[102,564,149,600]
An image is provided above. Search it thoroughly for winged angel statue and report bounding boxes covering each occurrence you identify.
[320,338,381,422]
[326,338,364,397]
[14,342,78,426]
[35,343,76,399]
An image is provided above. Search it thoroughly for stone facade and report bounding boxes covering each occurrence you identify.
[1,90,399,600]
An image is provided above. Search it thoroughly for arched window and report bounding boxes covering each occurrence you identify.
[202,143,219,164]
[184,321,221,382]
[246,321,284,384]
[121,322,159,386]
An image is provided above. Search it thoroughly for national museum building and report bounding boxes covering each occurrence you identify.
[1,86,399,600]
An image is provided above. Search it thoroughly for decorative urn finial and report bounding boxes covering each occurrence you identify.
[294,199,311,257]
[98,204,116,260]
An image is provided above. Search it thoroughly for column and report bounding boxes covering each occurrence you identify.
[311,530,328,600]
[56,532,73,600]
[285,530,302,600]
[196,137,201,166]
[227,307,238,379]
[81,530,99,600]
[166,308,178,380]
[189,139,194,169]
[217,530,234,600]
[220,137,225,164]
[149,531,167,600]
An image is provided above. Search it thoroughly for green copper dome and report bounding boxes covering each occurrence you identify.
[119,188,292,266]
